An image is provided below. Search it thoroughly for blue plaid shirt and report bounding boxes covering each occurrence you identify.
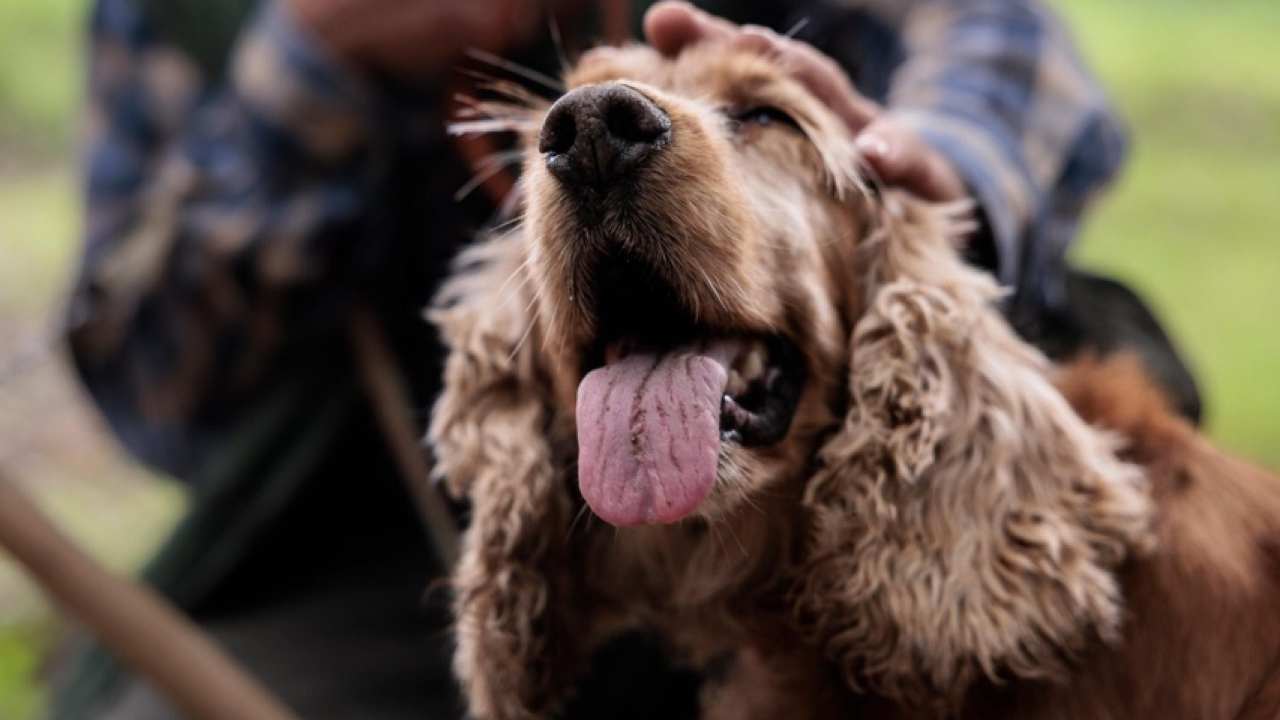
[70,0,1128,476]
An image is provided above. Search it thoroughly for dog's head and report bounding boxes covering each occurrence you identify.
[523,43,868,527]
[437,39,1153,708]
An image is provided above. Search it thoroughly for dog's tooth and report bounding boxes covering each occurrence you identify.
[737,343,767,382]
[726,368,747,397]
[721,394,753,429]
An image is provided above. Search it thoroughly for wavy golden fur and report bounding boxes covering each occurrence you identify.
[795,193,1153,707]
[430,40,1280,720]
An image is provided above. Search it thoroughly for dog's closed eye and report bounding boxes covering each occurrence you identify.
[728,105,802,133]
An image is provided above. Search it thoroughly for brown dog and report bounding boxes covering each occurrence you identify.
[430,41,1280,719]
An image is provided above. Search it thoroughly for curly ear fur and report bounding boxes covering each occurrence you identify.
[428,230,580,720]
[795,193,1155,708]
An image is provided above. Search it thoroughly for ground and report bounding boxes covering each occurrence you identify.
[0,0,1276,717]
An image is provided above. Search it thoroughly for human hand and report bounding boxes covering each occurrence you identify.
[287,0,545,78]
[643,1,968,203]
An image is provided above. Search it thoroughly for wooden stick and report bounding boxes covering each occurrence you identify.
[0,473,299,720]
[348,306,460,568]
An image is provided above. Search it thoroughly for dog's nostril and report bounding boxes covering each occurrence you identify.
[539,104,577,156]
[603,93,668,145]
[540,84,671,187]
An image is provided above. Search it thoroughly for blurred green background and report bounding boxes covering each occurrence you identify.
[0,0,1277,716]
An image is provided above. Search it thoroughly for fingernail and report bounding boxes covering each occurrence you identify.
[856,133,889,159]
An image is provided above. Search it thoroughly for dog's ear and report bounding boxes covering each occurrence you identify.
[428,229,557,497]
[794,193,1154,707]
[428,229,582,716]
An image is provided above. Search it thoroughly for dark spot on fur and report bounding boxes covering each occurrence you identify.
[1258,536,1280,585]
[1172,466,1195,492]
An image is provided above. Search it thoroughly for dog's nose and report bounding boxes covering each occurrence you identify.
[539,84,671,187]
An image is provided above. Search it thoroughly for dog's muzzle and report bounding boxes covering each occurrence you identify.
[539,83,671,188]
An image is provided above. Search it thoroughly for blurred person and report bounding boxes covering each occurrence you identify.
[56,0,1199,717]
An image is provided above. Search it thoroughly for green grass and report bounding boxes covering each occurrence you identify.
[0,0,85,158]
[0,170,79,322]
[0,622,51,720]
[0,4,86,714]
[1057,0,1280,465]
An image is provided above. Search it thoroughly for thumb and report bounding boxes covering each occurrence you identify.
[856,118,966,202]
[644,1,736,56]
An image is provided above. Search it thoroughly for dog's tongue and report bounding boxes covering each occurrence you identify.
[577,341,737,526]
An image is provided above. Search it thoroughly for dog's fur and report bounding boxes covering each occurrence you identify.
[430,42,1280,719]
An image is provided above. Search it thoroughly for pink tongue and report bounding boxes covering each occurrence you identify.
[577,341,737,526]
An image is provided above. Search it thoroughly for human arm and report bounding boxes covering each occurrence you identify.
[870,0,1129,295]
[71,0,393,476]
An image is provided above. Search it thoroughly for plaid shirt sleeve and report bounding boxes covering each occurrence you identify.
[70,0,390,474]
[861,0,1128,318]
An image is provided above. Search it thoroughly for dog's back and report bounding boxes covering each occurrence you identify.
[1046,355,1280,718]
[852,355,1280,719]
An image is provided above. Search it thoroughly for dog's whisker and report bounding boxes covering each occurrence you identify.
[513,279,554,360]
[497,182,525,220]
[740,493,768,519]
[710,524,732,560]
[507,280,543,336]
[450,111,536,131]
[453,92,527,112]
[723,521,749,559]
[448,118,538,137]
[495,270,533,312]
[693,265,730,318]
[465,47,565,94]
[452,93,540,122]
[460,69,552,108]
[548,16,571,75]
[494,252,537,306]
[455,150,525,202]
[531,269,571,357]
[783,17,811,39]
[566,503,592,542]
[507,318,538,364]
[458,74,527,105]
[490,213,526,233]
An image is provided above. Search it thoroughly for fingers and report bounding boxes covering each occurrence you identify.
[644,6,879,134]
[644,5,969,204]
[731,26,880,132]
[644,2,736,56]
[856,118,968,202]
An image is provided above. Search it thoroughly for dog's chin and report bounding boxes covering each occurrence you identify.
[565,253,806,528]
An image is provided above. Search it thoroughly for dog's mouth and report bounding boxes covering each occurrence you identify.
[572,258,805,527]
